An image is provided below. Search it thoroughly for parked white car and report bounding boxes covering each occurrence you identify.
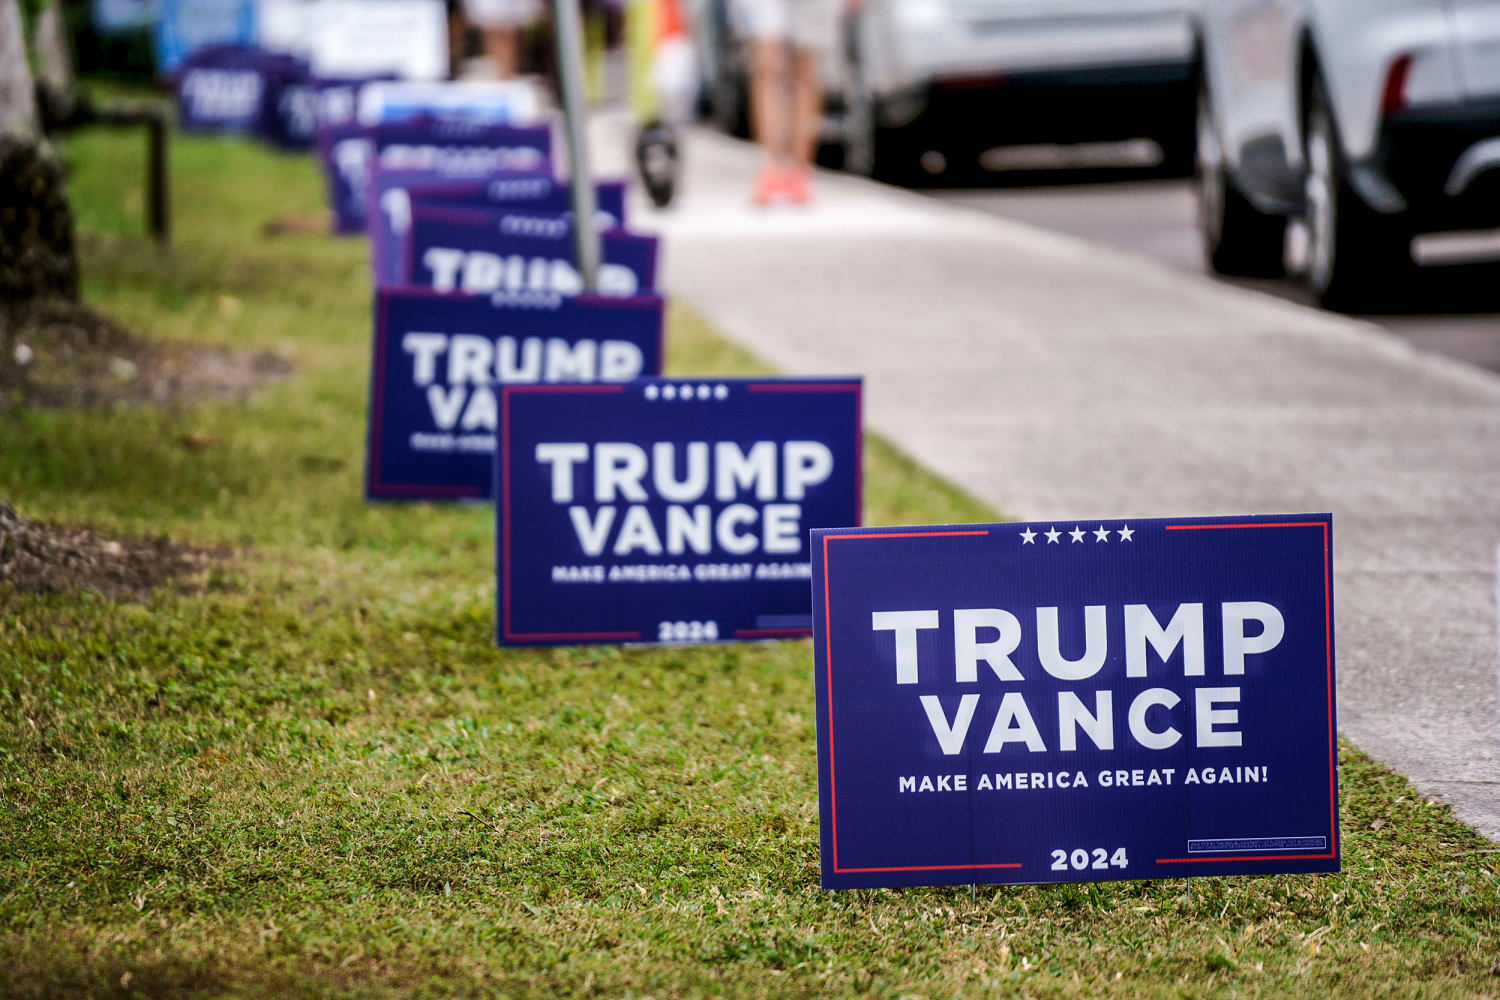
[685,0,848,140]
[1195,0,1500,309]
[690,0,1201,180]
[841,0,1201,181]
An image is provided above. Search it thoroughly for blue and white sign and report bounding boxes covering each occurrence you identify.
[409,174,627,218]
[319,118,550,235]
[812,515,1339,890]
[406,204,657,296]
[314,76,388,130]
[358,80,542,126]
[370,173,627,287]
[153,0,256,74]
[317,122,371,233]
[322,119,551,233]
[370,118,551,175]
[366,289,665,500]
[257,70,384,151]
[93,0,155,33]
[265,75,317,149]
[174,44,303,135]
[496,378,862,646]
[269,0,448,82]
[277,74,390,155]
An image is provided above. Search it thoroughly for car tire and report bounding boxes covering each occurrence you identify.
[1157,116,1197,178]
[1302,86,1413,312]
[843,76,920,185]
[815,137,846,171]
[708,58,750,138]
[1197,80,1286,277]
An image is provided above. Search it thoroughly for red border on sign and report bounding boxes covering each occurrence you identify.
[1154,519,1337,864]
[821,529,1024,874]
[499,383,641,642]
[503,380,860,643]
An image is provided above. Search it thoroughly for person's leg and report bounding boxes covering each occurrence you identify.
[781,0,836,200]
[600,0,626,105]
[789,46,821,169]
[734,0,793,201]
[748,37,791,202]
[483,26,522,77]
[749,38,787,164]
[447,1,469,78]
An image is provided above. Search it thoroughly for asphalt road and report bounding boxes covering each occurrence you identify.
[930,162,1500,375]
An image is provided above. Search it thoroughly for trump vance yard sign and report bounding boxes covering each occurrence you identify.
[812,515,1338,890]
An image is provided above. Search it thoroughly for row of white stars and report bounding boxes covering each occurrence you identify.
[643,383,731,401]
[1020,525,1135,545]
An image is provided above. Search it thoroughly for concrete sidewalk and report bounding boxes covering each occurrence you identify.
[616,123,1500,841]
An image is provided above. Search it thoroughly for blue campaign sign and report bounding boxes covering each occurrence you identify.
[409,175,628,220]
[265,75,317,149]
[358,80,543,127]
[332,119,552,233]
[370,173,626,288]
[317,122,372,233]
[314,81,403,231]
[174,44,306,136]
[366,289,664,501]
[265,71,388,151]
[812,515,1338,890]
[496,378,862,646]
[263,71,390,152]
[370,118,552,175]
[406,204,657,296]
[318,118,550,235]
[315,76,392,131]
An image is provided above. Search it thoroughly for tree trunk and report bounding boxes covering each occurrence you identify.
[0,0,81,407]
[1,0,77,305]
[0,0,37,137]
[0,134,78,303]
[1,0,78,387]
[32,0,71,96]
[32,0,78,126]
[0,133,79,396]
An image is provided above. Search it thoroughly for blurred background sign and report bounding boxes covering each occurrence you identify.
[145,0,446,79]
[261,0,448,81]
[357,80,542,125]
[151,0,256,74]
[91,0,156,33]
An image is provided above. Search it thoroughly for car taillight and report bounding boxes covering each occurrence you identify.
[1380,54,1414,116]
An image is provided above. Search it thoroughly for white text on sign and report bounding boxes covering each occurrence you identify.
[535,441,834,557]
[872,603,1286,754]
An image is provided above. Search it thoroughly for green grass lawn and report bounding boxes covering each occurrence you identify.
[1,120,1496,999]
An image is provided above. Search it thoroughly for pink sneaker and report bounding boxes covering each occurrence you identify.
[751,166,783,206]
[784,167,812,204]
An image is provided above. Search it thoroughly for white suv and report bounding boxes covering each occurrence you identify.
[1196,0,1500,310]
[843,0,1200,181]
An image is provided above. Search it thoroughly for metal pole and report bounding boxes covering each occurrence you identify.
[146,111,169,245]
[81,104,171,246]
[552,0,600,290]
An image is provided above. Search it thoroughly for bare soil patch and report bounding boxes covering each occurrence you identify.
[262,211,334,236]
[0,296,290,409]
[0,503,224,601]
